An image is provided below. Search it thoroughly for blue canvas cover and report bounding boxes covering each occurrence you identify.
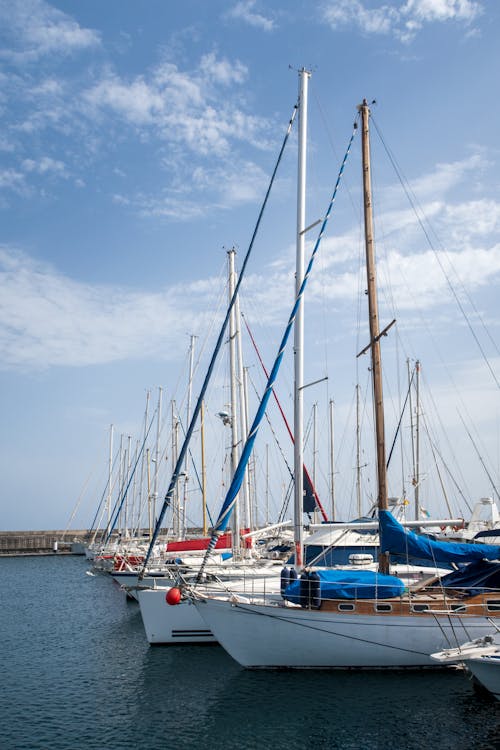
[379,510,500,564]
[431,559,500,595]
[283,569,405,604]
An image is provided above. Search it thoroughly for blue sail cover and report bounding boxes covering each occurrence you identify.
[379,510,500,564]
[283,569,405,603]
[431,559,500,594]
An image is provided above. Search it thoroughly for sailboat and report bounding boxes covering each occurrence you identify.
[431,631,500,700]
[190,95,500,669]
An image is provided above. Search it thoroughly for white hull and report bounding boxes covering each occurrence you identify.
[431,634,500,699]
[111,571,173,601]
[138,588,217,644]
[468,656,500,699]
[138,573,281,645]
[194,596,497,669]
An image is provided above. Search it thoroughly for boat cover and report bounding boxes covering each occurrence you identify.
[431,559,500,594]
[283,569,405,603]
[379,510,500,564]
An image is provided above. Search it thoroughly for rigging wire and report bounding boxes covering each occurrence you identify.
[241,311,328,520]
[370,114,500,390]
[457,410,500,502]
[195,120,359,583]
[386,366,415,470]
[140,101,300,574]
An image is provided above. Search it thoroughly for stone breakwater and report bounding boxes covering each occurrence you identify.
[0,530,90,556]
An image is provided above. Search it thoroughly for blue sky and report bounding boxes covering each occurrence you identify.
[1,0,499,531]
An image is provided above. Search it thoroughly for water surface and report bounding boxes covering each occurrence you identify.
[1,556,498,749]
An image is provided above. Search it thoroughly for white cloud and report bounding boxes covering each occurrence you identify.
[83,75,164,126]
[112,158,272,221]
[0,0,100,63]
[405,153,488,201]
[0,41,271,210]
[317,233,500,313]
[22,156,67,177]
[402,0,481,23]
[198,52,248,85]
[0,246,222,371]
[226,1,275,32]
[376,243,500,309]
[322,0,483,41]
[323,0,397,35]
[81,55,266,158]
[0,168,26,192]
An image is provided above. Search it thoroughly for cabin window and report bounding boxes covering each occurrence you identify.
[375,603,392,612]
[411,603,429,613]
[451,604,466,613]
[486,600,500,612]
[338,603,355,612]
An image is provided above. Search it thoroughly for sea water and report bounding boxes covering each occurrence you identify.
[1,555,499,750]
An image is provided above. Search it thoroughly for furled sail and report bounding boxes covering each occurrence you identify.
[379,509,500,564]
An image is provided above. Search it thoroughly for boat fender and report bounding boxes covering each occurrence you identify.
[309,571,321,609]
[280,567,292,595]
[166,587,182,606]
[299,572,310,607]
[299,571,321,608]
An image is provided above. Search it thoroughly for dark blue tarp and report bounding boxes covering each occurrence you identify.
[283,569,405,603]
[431,559,500,595]
[379,510,500,564]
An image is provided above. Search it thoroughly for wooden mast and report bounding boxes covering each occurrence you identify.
[359,99,389,573]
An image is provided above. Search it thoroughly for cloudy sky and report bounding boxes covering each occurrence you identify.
[1,0,499,531]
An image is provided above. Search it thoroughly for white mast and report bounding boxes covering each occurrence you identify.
[312,401,318,487]
[414,360,421,520]
[233,256,252,534]
[228,249,241,553]
[171,400,180,538]
[152,387,163,537]
[265,442,270,525]
[329,398,336,520]
[146,447,152,539]
[138,390,150,534]
[125,434,131,537]
[182,335,196,538]
[356,385,362,517]
[131,438,139,535]
[117,433,124,536]
[293,67,310,570]
[107,423,114,527]
[243,365,255,529]
[200,400,208,536]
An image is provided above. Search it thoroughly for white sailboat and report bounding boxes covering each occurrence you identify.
[432,633,500,700]
[190,93,500,669]
[136,560,283,644]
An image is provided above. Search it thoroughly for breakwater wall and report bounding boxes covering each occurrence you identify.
[0,530,91,556]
